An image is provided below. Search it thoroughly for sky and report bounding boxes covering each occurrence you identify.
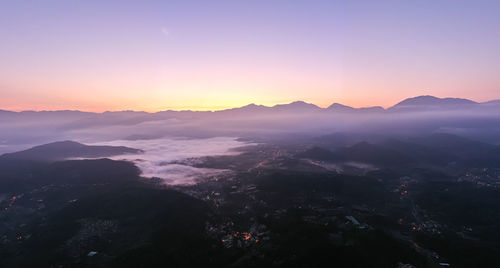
[1,0,499,112]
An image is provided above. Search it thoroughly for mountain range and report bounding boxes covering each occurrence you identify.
[1,95,499,115]
[300,133,500,168]
[2,95,500,149]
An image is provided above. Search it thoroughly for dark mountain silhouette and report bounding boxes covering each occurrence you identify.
[297,146,337,160]
[409,133,493,157]
[312,132,386,149]
[327,103,385,113]
[2,95,499,116]
[357,106,385,112]
[232,103,271,111]
[0,141,142,161]
[272,101,321,112]
[303,133,500,168]
[395,95,477,106]
[379,138,457,165]
[378,133,498,165]
[334,142,415,165]
[2,95,500,145]
[299,142,414,166]
[378,133,500,167]
[215,101,320,115]
[327,103,356,112]
[409,133,500,166]
[220,100,384,115]
[389,95,478,111]
[216,103,271,115]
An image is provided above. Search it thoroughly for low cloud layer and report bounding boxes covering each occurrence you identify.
[90,137,250,185]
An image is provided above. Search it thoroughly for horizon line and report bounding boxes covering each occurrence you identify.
[1,95,498,114]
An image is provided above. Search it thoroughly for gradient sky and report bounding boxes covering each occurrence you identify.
[1,0,499,112]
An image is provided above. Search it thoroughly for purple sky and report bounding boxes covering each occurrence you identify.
[1,0,499,111]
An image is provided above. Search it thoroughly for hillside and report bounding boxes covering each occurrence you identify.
[0,141,142,162]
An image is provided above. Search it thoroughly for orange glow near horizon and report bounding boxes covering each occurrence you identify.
[1,1,500,112]
[1,91,497,113]
[2,60,498,113]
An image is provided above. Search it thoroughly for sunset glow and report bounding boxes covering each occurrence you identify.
[1,0,500,112]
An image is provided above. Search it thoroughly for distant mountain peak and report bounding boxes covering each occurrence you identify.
[326,103,385,113]
[272,101,321,111]
[239,103,269,109]
[327,103,355,110]
[41,140,85,147]
[390,95,477,110]
[215,101,321,115]
[280,100,318,107]
[290,100,307,104]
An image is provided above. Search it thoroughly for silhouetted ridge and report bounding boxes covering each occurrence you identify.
[297,147,336,160]
[327,103,385,113]
[299,142,414,166]
[380,133,500,167]
[327,103,355,111]
[0,140,142,161]
[337,142,414,165]
[380,138,451,164]
[3,95,500,114]
[272,101,321,111]
[390,95,477,111]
